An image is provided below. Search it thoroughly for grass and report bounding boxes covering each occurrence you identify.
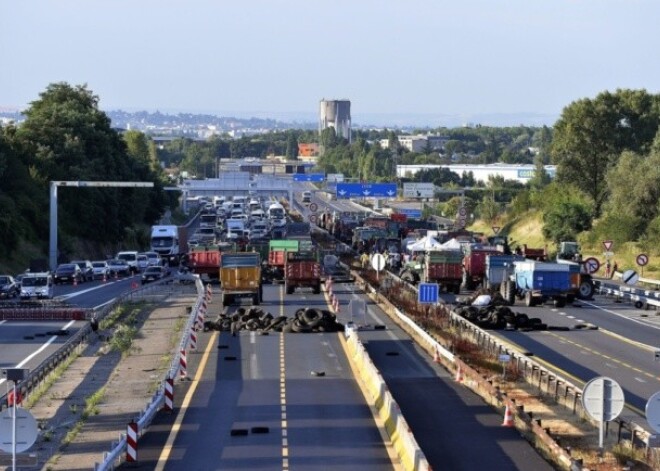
[24,350,81,409]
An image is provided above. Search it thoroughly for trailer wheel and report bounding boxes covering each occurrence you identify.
[285,283,294,295]
[553,298,566,308]
[578,280,594,300]
[253,293,260,306]
[525,291,535,307]
[313,282,321,295]
[258,284,264,302]
[453,284,461,295]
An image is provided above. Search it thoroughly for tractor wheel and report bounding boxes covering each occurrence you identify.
[578,280,595,300]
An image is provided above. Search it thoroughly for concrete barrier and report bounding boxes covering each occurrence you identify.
[344,327,430,471]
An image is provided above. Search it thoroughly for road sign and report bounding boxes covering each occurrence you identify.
[582,376,625,453]
[622,269,639,285]
[371,253,386,272]
[309,214,317,223]
[647,391,660,434]
[636,253,649,267]
[335,183,397,199]
[458,207,467,217]
[492,226,501,234]
[584,257,600,275]
[602,240,614,251]
[403,182,434,198]
[399,208,422,219]
[0,407,38,453]
[418,283,439,304]
[309,202,318,212]
[293,173,325,182]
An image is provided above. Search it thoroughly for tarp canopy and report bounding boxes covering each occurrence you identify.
[406,236,442,252]
[439,238,462,250]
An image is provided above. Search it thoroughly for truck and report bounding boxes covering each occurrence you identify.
[555,241,595,299]
[500,260,579,308]
[266,240,300,282]
[219,252,263,306]
[425,249,463,294]
[187,244,227,282]
[462,244,502,290]
[150,225,187,264]
[285,251,321,294]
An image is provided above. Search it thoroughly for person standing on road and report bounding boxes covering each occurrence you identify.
[605,260,611,278]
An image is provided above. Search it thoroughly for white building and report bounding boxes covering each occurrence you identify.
[396,163,557,184]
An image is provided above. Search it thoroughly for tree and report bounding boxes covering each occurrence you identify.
[551,89,660,215]
[285,132,297,160]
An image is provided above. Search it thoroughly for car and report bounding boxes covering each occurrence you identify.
[91,261,110,280]
[0,275,20,299]
[141,266,167,284]
[106,259,131,278]
[116,251,139,274]
[54,263,83,284]
[71,260,94,282]
[20,272,53,299]
[137,254,149,271]
[143,251,162,267]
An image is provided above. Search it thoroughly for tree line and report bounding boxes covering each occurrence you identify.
[2,84,660,270]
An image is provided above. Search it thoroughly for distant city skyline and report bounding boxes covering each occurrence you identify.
[2,1,659,127]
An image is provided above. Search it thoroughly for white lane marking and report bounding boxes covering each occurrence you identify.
[0,320,5,325]
[559,312,566,316]
[250,331,256,344]
[0,319,76,386]
[635,377,646,383]
[567,315,575,319]
[605,363,618,369]
[581,299,660,334]
[577,319,584,323]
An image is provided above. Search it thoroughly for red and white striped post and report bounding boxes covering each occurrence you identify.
[205,284,212,301]
[163,376,174,412]
[179,349,187,379]
[189,329,197,351]
[126,420,138,462]
[196,308,205,329]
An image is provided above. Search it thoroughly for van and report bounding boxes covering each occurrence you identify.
[116,251,140,274]
[302,191,312,203]
[20,272,53,299]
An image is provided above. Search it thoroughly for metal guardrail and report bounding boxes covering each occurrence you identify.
[597,277,660,309]
[95,276,205,471]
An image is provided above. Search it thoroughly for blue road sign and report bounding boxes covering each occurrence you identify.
[335,182,397,199]
[418,283,439,304]
[399,208,422,219]
[293,173,325,182]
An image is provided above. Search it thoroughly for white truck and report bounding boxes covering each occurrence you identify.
[150,225,187,265]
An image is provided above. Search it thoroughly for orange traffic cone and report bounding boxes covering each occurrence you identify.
[454,365,463,382]
[73,277,78,287]
[502,404,514,427]
[102,273,107,283]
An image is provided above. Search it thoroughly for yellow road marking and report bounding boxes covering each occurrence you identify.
[155,331,218,470]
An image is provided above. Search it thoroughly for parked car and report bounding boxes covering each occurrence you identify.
[71,260,94,282]
[54,263,83,284]
[91,261,110,280]
[141,266,167,284]
[0,275,20,299]
[106,259,131,278]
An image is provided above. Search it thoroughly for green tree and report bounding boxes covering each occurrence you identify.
[285,132,298,160]
[551,89,660,214]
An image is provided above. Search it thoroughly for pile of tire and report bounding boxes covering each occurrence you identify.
[202,307,344,334]
[454,305,547,331]
[280,308,345,334]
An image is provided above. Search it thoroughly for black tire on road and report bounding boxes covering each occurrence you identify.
[285,283,294,295]
[553,298,566,308]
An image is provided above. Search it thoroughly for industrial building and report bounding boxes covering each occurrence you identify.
[319,99,351,143]
[396,163,557,184]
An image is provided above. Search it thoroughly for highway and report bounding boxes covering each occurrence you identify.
[131,280,552,470]
[485,294,660,415]
[0,274,143,388]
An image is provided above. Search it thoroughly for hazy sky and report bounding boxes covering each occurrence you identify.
[1,1,659,124]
